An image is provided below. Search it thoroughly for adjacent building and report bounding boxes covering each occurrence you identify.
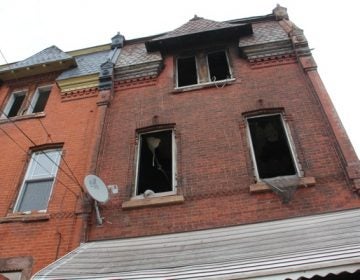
[1,5,360,280]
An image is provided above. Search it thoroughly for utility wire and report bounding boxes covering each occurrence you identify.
[0,48,83,193]
[0,107,83,192]
[0,126,78,197]
[27,95,84,190]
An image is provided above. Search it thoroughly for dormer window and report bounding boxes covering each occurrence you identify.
[176,50,232,89]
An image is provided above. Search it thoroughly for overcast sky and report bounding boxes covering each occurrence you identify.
[1,0,359,157]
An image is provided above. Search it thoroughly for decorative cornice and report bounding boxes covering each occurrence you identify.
[114,76,158,90]
[60,87,98,102]
[249,54,297,68]
[57,73,98,93]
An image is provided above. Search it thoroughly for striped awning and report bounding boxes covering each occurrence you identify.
[32,208,360,280]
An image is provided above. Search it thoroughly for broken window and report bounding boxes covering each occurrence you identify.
[247,114,297,179]
[177,56,198,87]
[2,91,26,118]
[28,86,51,113]
[176,50,232,88]
[136,130,175,196]
[207,51,231,81]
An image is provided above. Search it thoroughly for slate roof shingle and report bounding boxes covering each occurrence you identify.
[153,16,245,41]
[116,43,161,67]
[57,50,111,80]
[239,21,289,47]
[2,46,73,71]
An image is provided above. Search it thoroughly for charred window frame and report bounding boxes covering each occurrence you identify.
[176,56,198,87]
[207,50,231,82]
[175,49,232,89]
[135,129,176,197]
[27,85,51,114]
[247,114,300,180]
[13,148,62,213]
[1,90,27,118]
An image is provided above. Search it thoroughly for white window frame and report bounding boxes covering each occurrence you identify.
[246,113,301,181]
[27,85,52,114]
[134,129,177,198]
[176,55,199,88]
[13,149,62,213]
[206,49,232,82]
[1,90,27,119]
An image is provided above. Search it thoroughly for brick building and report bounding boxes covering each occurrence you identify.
[0,42,122,279]
[2,5,360,280]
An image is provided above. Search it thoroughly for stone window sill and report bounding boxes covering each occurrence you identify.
[122,195,185,209]
[173,78,236,93]
[0,212,50,223]
[0,112,45,124]
[250,176,316,193]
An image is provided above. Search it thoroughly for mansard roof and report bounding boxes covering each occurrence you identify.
[57,50,111,80]
[0,45,76,80]
[146,16,252,52]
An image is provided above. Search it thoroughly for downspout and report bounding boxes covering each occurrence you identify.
[80,33,125,243]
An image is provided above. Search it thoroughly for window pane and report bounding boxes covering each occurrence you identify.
[29,150,60,179]
[177,56,197,87]
[7,94,25,117]
[17,180,53,212]
[248,115,296,179]
[137,130,173,195]
[32,89,50,113]
[208,51,230,81]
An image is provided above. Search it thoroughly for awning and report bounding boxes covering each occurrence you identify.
[32,208,360,280]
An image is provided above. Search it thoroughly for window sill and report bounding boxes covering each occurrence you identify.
[0,112,45,123]
[122,195,185,209]
[0,212,50,223]
[249,176,316,193]
[173,78,235,93]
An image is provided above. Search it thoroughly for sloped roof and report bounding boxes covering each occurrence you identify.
[57,50,111,80]
[4,46,73,71]
[116,43,161,67]
[146,16,252,52]
[154,16,244,40]
[239,21,289,47]
[32,208,360,280]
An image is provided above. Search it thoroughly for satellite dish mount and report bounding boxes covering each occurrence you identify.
[84,174,109,225]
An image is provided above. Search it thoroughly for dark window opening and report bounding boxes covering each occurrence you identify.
[32,89,50,113]
[177,56,198,87]
[208,51,231,81]
[248,115,296,179]
[7,94,25,117]
[137,130,173,195]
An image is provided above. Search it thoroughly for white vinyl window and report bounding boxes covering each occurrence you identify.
[1,90,26,118]
[14,149,61,212]
[27,85,51,114]
[247,114,300,180]
[135,129,177,197]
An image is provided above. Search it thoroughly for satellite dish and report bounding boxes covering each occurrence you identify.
[84,174,109,203]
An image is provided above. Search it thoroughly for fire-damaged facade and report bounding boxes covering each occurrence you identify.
[1,5,360,280]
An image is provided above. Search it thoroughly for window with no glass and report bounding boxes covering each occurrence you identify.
[247,114,297,179]
[27,86,51,113]
[1,85,52,120]
[1,91,26,118]
[14,149,61,212]
[176,50,231,88]
[135,130,176,196]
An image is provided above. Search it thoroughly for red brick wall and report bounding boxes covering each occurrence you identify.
[88,44,360,241]
[0,76,100,274]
